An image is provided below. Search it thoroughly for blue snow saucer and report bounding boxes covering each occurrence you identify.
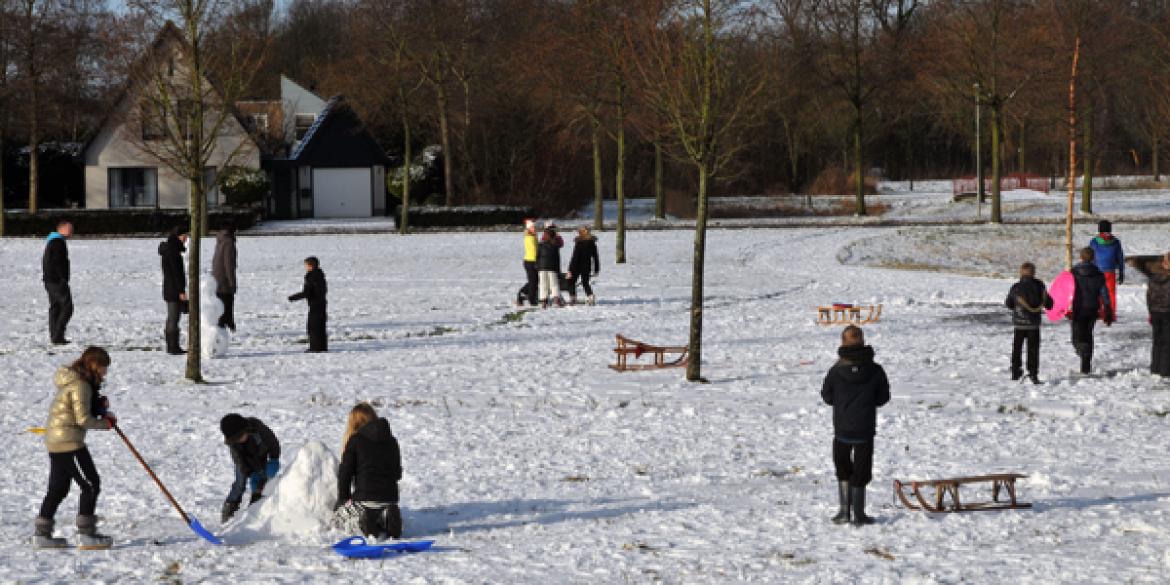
[332,536,434,559]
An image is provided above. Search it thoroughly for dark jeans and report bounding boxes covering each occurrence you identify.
[568,271,593,297]
[165,301,184,335]
[217,293,235,330]
[226,466,267,505]
[1153,312,1170,376]
[358,502,403,539]
[1011,329,1041,377]
[523,261,538,307]
[39,447,100,518]
[308,306,327,352]
[1071,317,1097,373]
[45,282,73,343]
[832,439,874,487]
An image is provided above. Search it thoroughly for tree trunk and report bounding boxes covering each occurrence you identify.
[1018,119,1026,173]
[592,116,603,231]
[459,77,478,197]
[437,86,454,206]
[1081,103,1092,214]
[1065,36,1081,270]
[28,86,38,213]
[853,106,865,216]
[990,104,1002,223]
[400,111,411,235]
[654,141,664,219]
[686,164,709,382]
[1154,134,1161,181]
[185,175,203,382]
[0,127,5,237]
[615,83,626,264]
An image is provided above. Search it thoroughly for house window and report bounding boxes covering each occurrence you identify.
[108,168,158,208]
[294,114,316,141]
[249,113,269,134]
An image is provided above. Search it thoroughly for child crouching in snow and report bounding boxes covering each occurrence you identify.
[333,403,403,539]
[220,413,281,522]
[821,325,889,527]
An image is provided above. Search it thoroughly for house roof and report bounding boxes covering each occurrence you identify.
[82,20,260,162]
[287,95,389,167]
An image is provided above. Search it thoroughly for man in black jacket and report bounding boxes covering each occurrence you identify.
[219,414,281,522]
[42,221,74,344]
[1005,262,1054,383]
[288,256,328,352]
[159,227,189,354]
[821,325,890,527]
[1071,247,1113,374]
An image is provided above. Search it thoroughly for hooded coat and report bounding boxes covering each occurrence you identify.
[1071,261,1112,321]
[212,232,238,295]
[159,235,187,302]
[42,232,70,285]
[536,232,563,271]
[337,418,402,505]
[821,345,890,441]
[569,236,600,276]
[1149,271,1170,314]
[226,417,281,477]
[1005,277,1054,329]
[44,366,107,453]
[1089,234,1125,277]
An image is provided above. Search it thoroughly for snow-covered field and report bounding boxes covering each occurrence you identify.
[2,225,1170,583]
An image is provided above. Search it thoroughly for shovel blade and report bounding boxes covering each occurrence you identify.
[189,516,223,545]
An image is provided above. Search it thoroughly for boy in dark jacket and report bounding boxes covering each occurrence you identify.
[42,221,74,344]
[821,325,890,527]
[220,413,281,522]
[536,223,564,308]
[1071,247,1113,374]
[159,227,189,355]
[566,227,600,306]
[288,256,328,352]
[1005,262,1054,383]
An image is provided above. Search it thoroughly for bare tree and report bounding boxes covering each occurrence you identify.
[125,2,266,381]
[0,0,12,234]
[631,0,763,381]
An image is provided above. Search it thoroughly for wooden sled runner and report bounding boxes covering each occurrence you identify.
[894,473,1031,513]
[610,335,689,371]
[816,304,882,326]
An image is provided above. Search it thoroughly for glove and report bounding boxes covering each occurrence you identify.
[249,471,264,492]
[288,295,296,302]
[103,412,117,428]
[265,459,280,479]
[95,396,109,416]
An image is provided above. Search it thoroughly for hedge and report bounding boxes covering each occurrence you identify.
[399,205,536,228]
[1,208,259,236]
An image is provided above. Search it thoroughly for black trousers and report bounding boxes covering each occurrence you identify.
[1152,312,1170,377]
[39,447,100,518]
[567,271,593,297]
[523,261,538,306]
[832,439,874,487]
[45,282,73,343]
[1071,317,1097,373]
[308,306,327,352]
[1011,329,1041,377]
[359,502,402,539]
[217,293,235,330]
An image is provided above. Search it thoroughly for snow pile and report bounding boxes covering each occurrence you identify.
[200,279,230,359]
[222,441,340,544]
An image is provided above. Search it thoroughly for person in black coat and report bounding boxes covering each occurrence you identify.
[535,224,564,308]
[158,227,189,355]
[219,413,281,522]
[566,227,600,306]
[821,325,890,527]
[1005,262,1054,383]
[288,256,328,352]
[42,221,74,345]
[334,403,402,538]
[1071,247,1113,374]
[1135,253,1170,377]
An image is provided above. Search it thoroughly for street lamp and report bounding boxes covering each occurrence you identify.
[975,82,984,216]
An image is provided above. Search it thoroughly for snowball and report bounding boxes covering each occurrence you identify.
[222,441,340,544]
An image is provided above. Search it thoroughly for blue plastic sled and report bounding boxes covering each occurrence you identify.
[332,536,434,559]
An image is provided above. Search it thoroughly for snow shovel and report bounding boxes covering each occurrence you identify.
[112,424,223,545]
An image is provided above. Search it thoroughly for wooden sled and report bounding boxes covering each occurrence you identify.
[610,335,689,371]
[893,473,1031,513]
[816,304,882,326]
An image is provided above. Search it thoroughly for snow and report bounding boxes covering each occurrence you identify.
[1,224,1170,582]
[222,441,339,545]
[199,280,230,359]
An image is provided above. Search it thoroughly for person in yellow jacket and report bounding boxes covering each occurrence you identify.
[517,219,539,307]
[34,346,117,550]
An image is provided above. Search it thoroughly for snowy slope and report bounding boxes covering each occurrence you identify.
[1,226,1169,583]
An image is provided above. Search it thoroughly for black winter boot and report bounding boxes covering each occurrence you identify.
[831,481,851,524]
[221,501,240,523]
[849,486,874,526]
[165,331,186,355]
[33,516,67,549]
[76,515,112,550]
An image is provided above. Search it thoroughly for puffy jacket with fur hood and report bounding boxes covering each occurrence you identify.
[821,345,890,441]
[44,366,108,453]
[337,418,402,506]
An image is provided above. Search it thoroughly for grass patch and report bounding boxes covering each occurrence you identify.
[997,404,1030,414]
[864,547,896,561]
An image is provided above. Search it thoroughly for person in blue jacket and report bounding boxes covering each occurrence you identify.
[1089,220,1124,319]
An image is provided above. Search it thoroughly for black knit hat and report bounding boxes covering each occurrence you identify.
[220,413,248,443]
[1098,220,1112,233]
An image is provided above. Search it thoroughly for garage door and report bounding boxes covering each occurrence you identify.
[313,168,372,218]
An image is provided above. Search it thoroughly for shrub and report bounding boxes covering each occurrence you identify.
[404,205,535,228]
[807,167,878,196]
[221,166,269,208]
[1,209,258,236]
